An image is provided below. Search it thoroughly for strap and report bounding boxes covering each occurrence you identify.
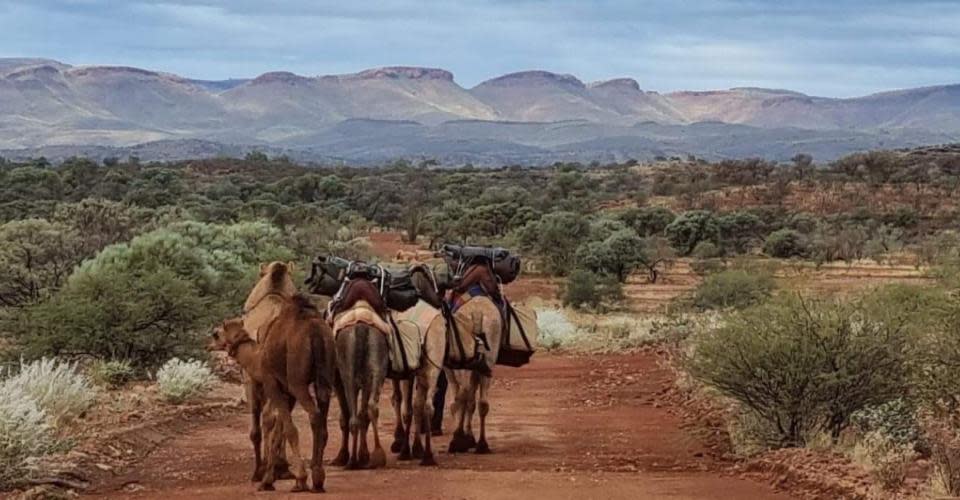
[442,302,469,367]
[389,315,411,374]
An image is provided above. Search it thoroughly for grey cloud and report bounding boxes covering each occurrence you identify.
[0,0,957,96]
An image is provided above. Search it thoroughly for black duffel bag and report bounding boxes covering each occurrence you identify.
[440,244,522,285]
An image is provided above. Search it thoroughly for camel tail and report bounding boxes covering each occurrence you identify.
[336,324,367,430]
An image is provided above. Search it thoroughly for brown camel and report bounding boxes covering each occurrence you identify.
[241,261,297,482]
[211,294,335,492]
[388,265,447,466]
[329,284,392,470]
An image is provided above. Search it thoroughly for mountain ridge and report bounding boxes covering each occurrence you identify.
[1,57,958,164]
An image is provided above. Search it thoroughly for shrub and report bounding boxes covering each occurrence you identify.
[536,309,578,350]
[691,241,722,259]
[692,270,775,310]
[13,221,295,369]
[850,431,913,491]
[922,411,960,496]
[89,359,136,388]
[0,358,97,427]
[850,399,920,446]
[687,295,913,446]
[561,269,623,311]
[665,210,720,256]
[156,358,215,404]
[763,229,808,258]
[0,386,58,488]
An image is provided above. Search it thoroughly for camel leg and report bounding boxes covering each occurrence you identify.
[274,398,308,492]
[448,370,475,453]
[290,386,323,492]
[411,375,426,459]
[431,370,448,436]
[415,367,438,466]
[462,371,480,449]
[313,384,331,492]
[475,374,492,454]
[331,375,350,467]
[365,365,388,469]
[245,381,265,482]
[398,379,413,460]
[390,379,405,454]
[258,404,277,491]
[357,382,372,468]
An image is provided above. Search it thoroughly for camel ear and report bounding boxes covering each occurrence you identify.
[286,261,296,273]
[259,262,268,276]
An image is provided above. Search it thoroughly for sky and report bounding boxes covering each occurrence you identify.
[0,0,958,97]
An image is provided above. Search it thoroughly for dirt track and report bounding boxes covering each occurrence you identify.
[90,353,792,499]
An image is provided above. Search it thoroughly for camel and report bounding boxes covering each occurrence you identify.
[441,264,504,455]
[394,249,434,263]
[387,265,447,466]
[241,261,297,482]
[211,294,335,492]
[329,289,392,470]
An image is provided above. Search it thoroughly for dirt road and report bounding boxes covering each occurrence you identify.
[90,353,792,499]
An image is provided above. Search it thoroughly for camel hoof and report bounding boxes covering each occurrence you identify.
[275,464,295,480]
[475,439,491,454]
[331,450,349,467]
[258,483,276,492]
[368,448,387,469]
[420,452,438,467]
[448,432,474,453]
[390,440,403,454]
[311,485,326,493]
[411,440,424,459]
[358,450,371,468]
[251,467,265,482]
[346,457,361,470]
[463,434,477,449]
[292,479,309,492]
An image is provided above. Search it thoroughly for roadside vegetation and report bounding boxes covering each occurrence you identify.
[3,146,960,493]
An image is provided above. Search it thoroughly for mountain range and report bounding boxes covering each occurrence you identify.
[1,57,958,165]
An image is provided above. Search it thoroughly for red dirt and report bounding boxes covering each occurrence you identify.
[88,353,794,499]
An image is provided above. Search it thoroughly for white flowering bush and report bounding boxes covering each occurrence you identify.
[156,358,215,403]
[0,381,59,488]
[0,358,97,427]
[536,309,578,350]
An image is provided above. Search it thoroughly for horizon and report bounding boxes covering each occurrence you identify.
[4,55,958,100]
[2,1,959,98]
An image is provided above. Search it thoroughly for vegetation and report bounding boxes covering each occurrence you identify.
[692,269,776,310]
[0,358,97,427]
[156,358,216,404]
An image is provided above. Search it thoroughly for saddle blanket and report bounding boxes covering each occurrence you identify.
[331,300,392,337]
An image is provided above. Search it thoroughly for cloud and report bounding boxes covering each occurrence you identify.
[0,0,957,96]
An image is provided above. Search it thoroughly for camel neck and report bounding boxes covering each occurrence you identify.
[230,340,261,379]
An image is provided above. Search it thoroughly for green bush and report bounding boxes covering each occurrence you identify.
[13,221,295,369]
[688,295,914,446]
[561,269,623,310]
[763,228,808,258]
[89,359,136,388]
[665,210,720,256]
[692,270,775,310]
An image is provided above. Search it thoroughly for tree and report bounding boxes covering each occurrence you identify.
[764,229,808,258]
[561,269,623,311]
[665,210,720,256]
[718,211,764,254]
[621,207,676,237]
[0,219,84,307]
[519,211,589,276]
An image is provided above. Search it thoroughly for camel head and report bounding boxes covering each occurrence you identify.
[245,261,297,312]
[210,317,251,353]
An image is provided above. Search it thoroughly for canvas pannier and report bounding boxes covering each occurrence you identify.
[497,302,538,367]
[386,317,422,378]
